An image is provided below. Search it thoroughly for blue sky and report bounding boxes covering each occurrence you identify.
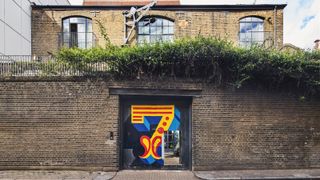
[69,0,320,49]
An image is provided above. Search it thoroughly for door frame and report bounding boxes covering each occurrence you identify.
[118,95,192,170]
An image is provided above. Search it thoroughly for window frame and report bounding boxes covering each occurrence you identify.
[61,16,93,49]
[137,16,175,44]
[239,16,265,47]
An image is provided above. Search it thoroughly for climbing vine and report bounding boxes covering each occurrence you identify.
[56,37,320,97]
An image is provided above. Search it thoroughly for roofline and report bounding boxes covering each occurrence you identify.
[31,4,287,11]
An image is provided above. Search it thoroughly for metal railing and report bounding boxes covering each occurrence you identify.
[58,32,97,49]
[0,55,110,77]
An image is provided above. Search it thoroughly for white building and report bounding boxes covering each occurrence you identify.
[0,0,70,56]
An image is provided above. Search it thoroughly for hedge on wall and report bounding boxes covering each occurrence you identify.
[56,37,320,96]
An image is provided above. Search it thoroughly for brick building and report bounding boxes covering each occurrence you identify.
[0,78,319,171]
[2,1,319,173]
[31,2,285,56]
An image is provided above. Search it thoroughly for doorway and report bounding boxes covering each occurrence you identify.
[120,96,191,170]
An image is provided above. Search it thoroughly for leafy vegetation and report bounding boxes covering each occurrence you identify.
[56,37,320,96]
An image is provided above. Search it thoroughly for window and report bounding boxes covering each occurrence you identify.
[239,17,264,47]
[62,17,93,48]
[137,17,174,44]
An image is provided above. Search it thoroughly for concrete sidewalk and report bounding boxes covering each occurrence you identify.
[0,171,116,180]
[1,169,320,180]
[195,169,320,180]
[113,170,197,180]
[0,170,197,180]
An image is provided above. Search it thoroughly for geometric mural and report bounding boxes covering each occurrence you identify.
[131,105,180,166]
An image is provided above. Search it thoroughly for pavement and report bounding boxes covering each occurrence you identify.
[194,169,320,180]
[0,169,320,180]
[0,170,197,180]
[0,171,115,180]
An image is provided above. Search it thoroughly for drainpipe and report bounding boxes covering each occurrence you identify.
[273,5,277,48]
[123,12,127,45]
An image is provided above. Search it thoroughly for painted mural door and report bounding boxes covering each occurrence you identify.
[121,96,191,169]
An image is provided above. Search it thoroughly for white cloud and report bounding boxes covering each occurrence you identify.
[283,0,320,49]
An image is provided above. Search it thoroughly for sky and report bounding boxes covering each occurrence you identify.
[69,0,320,49]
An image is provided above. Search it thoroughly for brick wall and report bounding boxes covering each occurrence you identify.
[0,78,319,170]
[192,86,320,170]
[31,7,284,56]
[0,80,119,170]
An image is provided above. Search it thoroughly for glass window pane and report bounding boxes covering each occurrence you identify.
[143,26,149,34]
[62,16,93,49]
[63,19,70,32]
[240,23,250,33]
[138,27,143,34]
[168,26,174,34]
[155,18,162,26]
[138,21,144,26]
[150,27,157,35]
[63,32,70,41]
[87,20,92,32]
[77,23,86,32]
[70,17,85,23]
[252,17,263,22]
[239,16,264,47]
[163,19,169,26]
[137,17,174,44]
[163,26,169,34]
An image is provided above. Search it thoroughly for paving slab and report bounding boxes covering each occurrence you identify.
[0,171,116,180]
[113,170,198,180]
[195,169,320,180]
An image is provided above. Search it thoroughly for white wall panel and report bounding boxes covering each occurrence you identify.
[21,38,30,55]
[38,0,52,5]
[5,0,21,32]
[21,11,30,41]
[30,0,42,5]
[0,0,4,21]
[0,22,4,54]
[21,0,31,16]
[1,0,67,55]
[5,26,21,55]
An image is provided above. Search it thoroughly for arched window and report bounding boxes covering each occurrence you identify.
[137,17,174,44]
[62,16,93,49]
[239,16,264,47]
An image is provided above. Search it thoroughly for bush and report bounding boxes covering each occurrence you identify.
[56,37,320,96]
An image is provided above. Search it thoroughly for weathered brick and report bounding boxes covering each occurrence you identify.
[0,78,319,171]
[31,7,284,56]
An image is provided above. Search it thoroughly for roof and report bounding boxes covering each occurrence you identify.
[83,0,180,6]
[31,0,71,5]
[32,4,287,11]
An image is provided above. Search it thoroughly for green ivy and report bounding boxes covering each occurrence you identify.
[56,37,320,96]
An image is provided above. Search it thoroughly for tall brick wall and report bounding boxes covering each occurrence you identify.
[0,80,119,170]
[0,78,319,170]
[31,7,284,56]
[192,86,320,170]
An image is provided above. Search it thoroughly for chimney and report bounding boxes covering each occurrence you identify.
[314,39,320,50]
